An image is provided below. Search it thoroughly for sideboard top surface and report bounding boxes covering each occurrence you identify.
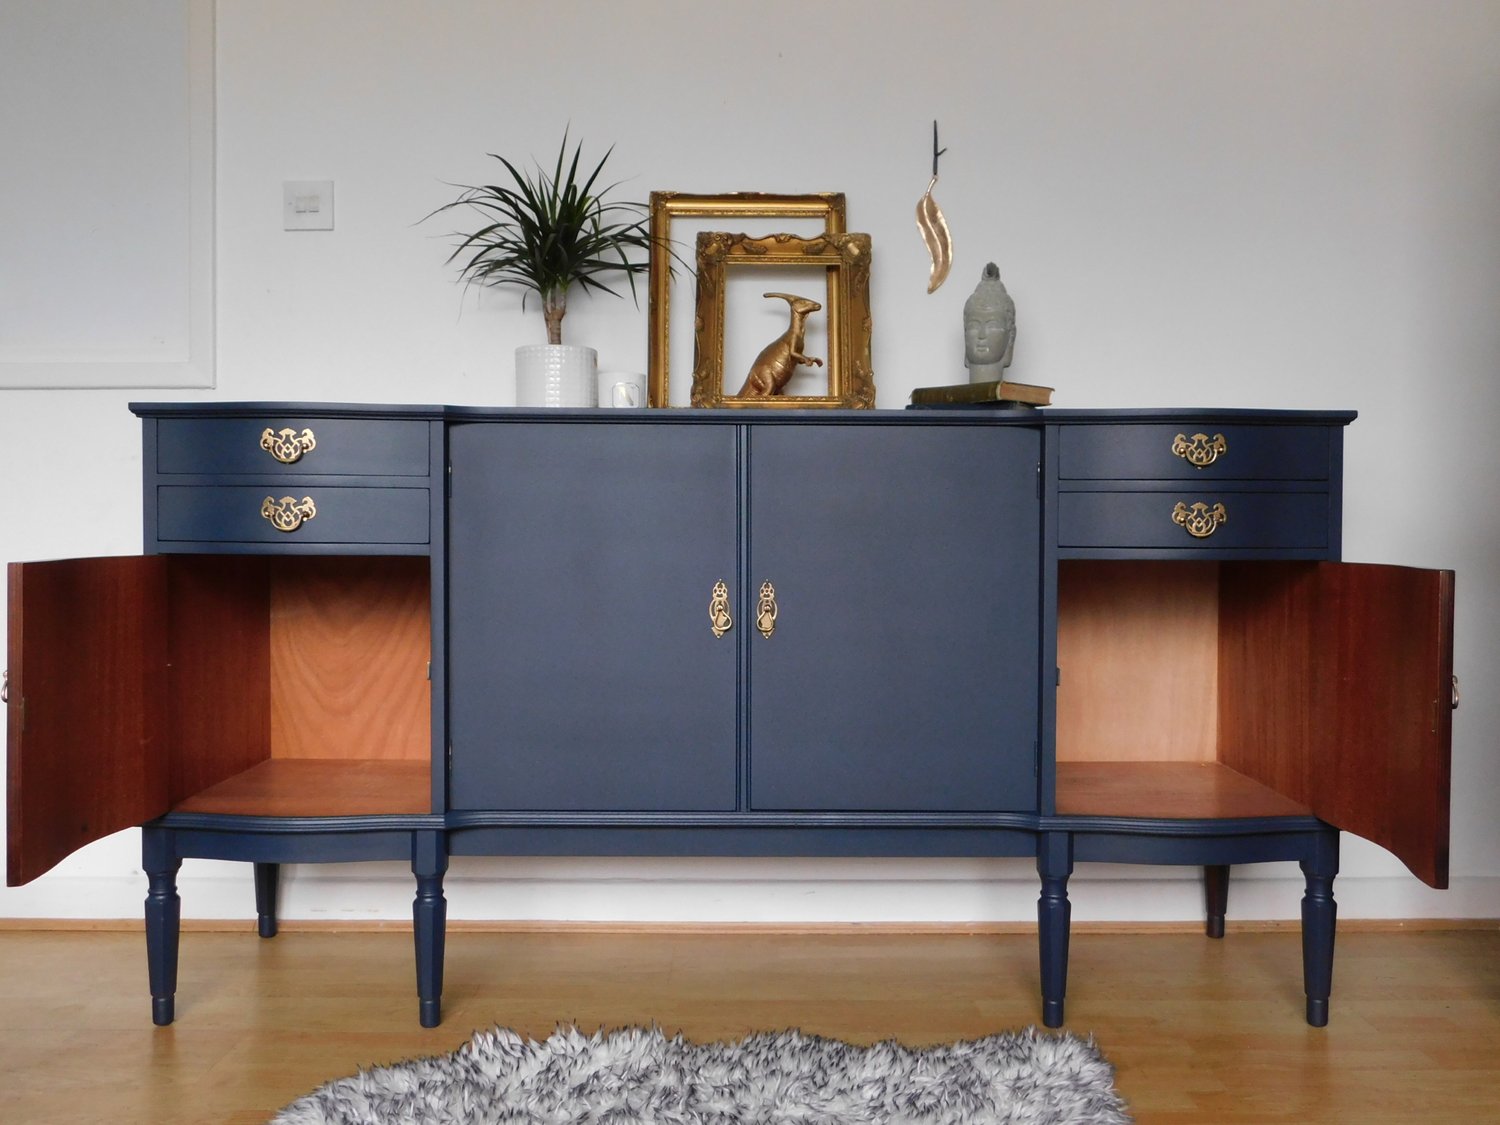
[129,402,1359,427]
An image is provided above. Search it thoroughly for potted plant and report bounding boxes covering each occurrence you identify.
[429,131,652,405]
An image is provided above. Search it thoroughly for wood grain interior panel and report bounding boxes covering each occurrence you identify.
[1056,561,1219,762]
[7,558,171,886]
[1217,561,1318,805]
[1308,563,1453,889]
[166,556,272,803]
[171,759,430,816]
[269,557,430,761]
[1056,761,1311,819]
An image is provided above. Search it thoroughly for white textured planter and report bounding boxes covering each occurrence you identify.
[515,345,598,407]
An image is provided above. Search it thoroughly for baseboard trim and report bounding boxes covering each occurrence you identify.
[2,917,1496,935]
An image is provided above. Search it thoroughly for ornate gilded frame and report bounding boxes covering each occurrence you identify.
[647,192,846,407]
[690,231,874,409]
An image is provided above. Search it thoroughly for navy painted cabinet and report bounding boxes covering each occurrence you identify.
[3,404,1456,1033]
[448,421,1041,816]
[746,424,1040,813]
[447,422,740,812]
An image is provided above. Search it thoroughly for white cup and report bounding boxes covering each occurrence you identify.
[599,372,646,408]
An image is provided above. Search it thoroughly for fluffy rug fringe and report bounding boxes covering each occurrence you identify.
[274,1023,1130,1124]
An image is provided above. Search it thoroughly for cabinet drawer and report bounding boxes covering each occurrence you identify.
[155,486,430,544]
[1057,490,1329,551]
[1058,424,1330,481]
[155,418,430,476]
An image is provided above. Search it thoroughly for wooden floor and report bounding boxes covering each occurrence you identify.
[1,924,1497,1123]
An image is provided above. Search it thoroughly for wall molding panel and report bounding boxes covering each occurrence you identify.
[0,0,214,389]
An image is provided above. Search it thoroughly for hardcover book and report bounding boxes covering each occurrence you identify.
[909,380,1054,407]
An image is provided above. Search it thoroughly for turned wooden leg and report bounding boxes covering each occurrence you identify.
[1036,832,1075,1029]
[1300,829,1340,1027]
[142,827,182,1026]
[411,831,448,1028]
[253,863,280,939]
[1205,864,1230,939]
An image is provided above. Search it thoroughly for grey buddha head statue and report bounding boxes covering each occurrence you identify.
[963,262,1016,379]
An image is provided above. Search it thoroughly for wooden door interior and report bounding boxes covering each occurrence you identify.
[1055,559,1453,886]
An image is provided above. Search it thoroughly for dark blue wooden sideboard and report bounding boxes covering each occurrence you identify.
[4,404,1454,1030]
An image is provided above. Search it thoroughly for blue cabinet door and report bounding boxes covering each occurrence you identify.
[446,422,738,811]
[746,425,1042,812]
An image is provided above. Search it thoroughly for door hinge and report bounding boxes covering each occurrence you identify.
[0,671,17,733]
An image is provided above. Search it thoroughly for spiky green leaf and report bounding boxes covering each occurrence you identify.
[423,132,663,342]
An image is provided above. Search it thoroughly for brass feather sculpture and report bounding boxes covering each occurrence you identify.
[916,121,952,293]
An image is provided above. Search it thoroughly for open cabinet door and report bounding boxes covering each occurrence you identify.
[1311,562,1455,889]
[7,557,172,885]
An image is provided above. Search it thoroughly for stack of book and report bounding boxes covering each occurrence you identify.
[909,380,1054,408]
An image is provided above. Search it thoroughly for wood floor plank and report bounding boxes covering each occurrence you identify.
[0,927,1496,1123]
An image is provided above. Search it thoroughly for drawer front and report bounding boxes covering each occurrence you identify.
[1058,424,1330,481]
[156,486,430,544]
[155,418,430,476]
[1058,490,1329,551]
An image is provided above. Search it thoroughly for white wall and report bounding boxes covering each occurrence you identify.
[3,0,1497,925]
[0,0,215,387]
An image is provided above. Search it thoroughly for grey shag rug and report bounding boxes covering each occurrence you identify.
[273,1024,1130,1124]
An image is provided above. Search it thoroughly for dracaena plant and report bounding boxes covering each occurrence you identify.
[429,132,651,345]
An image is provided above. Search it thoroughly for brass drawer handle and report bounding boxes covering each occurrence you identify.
[261,495,318,532]
[756,581,778,639]
[709,580,733,638]
[1172,501,1227,539]
[1171,432,1227,469]
[260,426,317,464]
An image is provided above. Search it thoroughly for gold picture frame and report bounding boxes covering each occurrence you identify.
[690,231,874,409]
[647,192,846,407]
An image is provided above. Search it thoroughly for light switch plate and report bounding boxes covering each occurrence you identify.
[283,180,334,231]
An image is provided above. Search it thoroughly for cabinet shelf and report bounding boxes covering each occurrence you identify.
[171,759,430,818]
[1057,761,1311,820]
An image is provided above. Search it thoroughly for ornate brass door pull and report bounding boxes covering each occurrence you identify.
[756,581,778,639]
[709,580,733,638]
[260,427,317,464]
[1171,432,1227,469]
[260,495,318,532]
[1172,501,1227,539]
